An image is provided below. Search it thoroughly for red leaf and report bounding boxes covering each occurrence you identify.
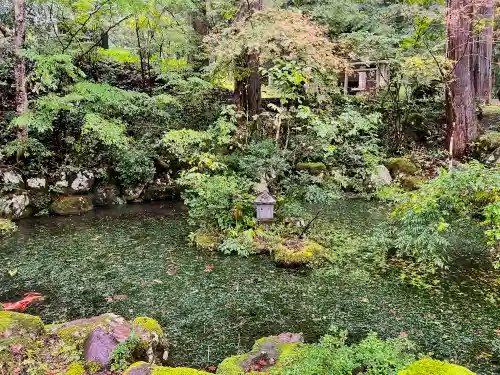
[205,265,215,273]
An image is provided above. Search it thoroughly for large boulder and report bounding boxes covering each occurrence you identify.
[49,195,93,215]
[385,157,418,177]
[217,333,303,375]
[369,165,392,187]
[0,192,31,219]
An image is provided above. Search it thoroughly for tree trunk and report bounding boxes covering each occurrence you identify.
[14,0,27,139]
[471,0,495,101]
[234,0,263,116]
[446,0,476,157]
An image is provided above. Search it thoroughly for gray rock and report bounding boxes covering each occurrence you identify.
[0,193,31,219]
[1,170,24,192]
[70,171,94,193]
[84,326,119,366]
[370,165,392,186]
[26,177,46,189]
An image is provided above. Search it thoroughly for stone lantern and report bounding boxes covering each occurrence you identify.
[255,191,276,222]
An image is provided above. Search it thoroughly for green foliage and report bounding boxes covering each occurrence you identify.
[178,173,254,230]
[114,146,156,188]
[218,230,257,257]
[392,162,500,268]
[273,331,415,375]
[110,332,141,372]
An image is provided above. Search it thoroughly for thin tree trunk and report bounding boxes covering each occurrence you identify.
[446,0,476,157]
[472,0,495,101]
[14,0,27,138]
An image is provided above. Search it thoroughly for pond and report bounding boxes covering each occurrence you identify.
[0,200,499,374]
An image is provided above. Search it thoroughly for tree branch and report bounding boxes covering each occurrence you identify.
[62,0,110,53]
[75,14,132,63]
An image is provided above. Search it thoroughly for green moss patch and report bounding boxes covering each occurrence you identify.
[296,162,327,175]
[49,195,93,215]
[399,358,476,375]
[273,239,324,266]
[0,311,43,336]
[385,157,418,176]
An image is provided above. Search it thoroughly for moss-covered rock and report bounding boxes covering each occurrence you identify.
[1,313,168,375]
[385,157,418,176]
[0,311,44,371]
[296,162,327,175]
[400,175,425,191]
[398,358,476,375]
[134,317,164,337]
[476,131,500,152]
[50,195,93,215]
[217,333,303,375]
[0,218,17,237]
[273,239,324,266]
[0,311,44,336]
[124,362,209,375]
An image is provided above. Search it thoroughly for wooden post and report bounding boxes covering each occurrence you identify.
[343,71,348,95]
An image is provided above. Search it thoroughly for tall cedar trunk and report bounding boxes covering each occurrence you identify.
[14,0,27,139]
[191,0,210,69]
[446,0,476,157]
[471,0,495,101]
[234,0,263,116]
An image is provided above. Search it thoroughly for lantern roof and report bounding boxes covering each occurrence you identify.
[255,191,276,204]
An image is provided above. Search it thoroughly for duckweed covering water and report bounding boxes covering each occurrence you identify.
[0,201,498,374]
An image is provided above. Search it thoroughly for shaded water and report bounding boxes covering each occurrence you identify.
[0,201,499,374]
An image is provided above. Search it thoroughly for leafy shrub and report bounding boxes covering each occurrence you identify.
[178,173,255,230]
[114,146,156,188]
[392,162,500,268]
[273,331,415,375]
[218,230,256,257]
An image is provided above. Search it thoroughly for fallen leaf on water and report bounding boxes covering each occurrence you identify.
[105,295,128,303]
[205,265,215,273]
[8,269,17,277]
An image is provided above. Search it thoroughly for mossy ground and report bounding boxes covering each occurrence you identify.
[0,201,499,374]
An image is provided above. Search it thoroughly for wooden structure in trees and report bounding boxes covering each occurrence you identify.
[341,61,390,95]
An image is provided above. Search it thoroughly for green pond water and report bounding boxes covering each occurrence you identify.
[0,200,499,374]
